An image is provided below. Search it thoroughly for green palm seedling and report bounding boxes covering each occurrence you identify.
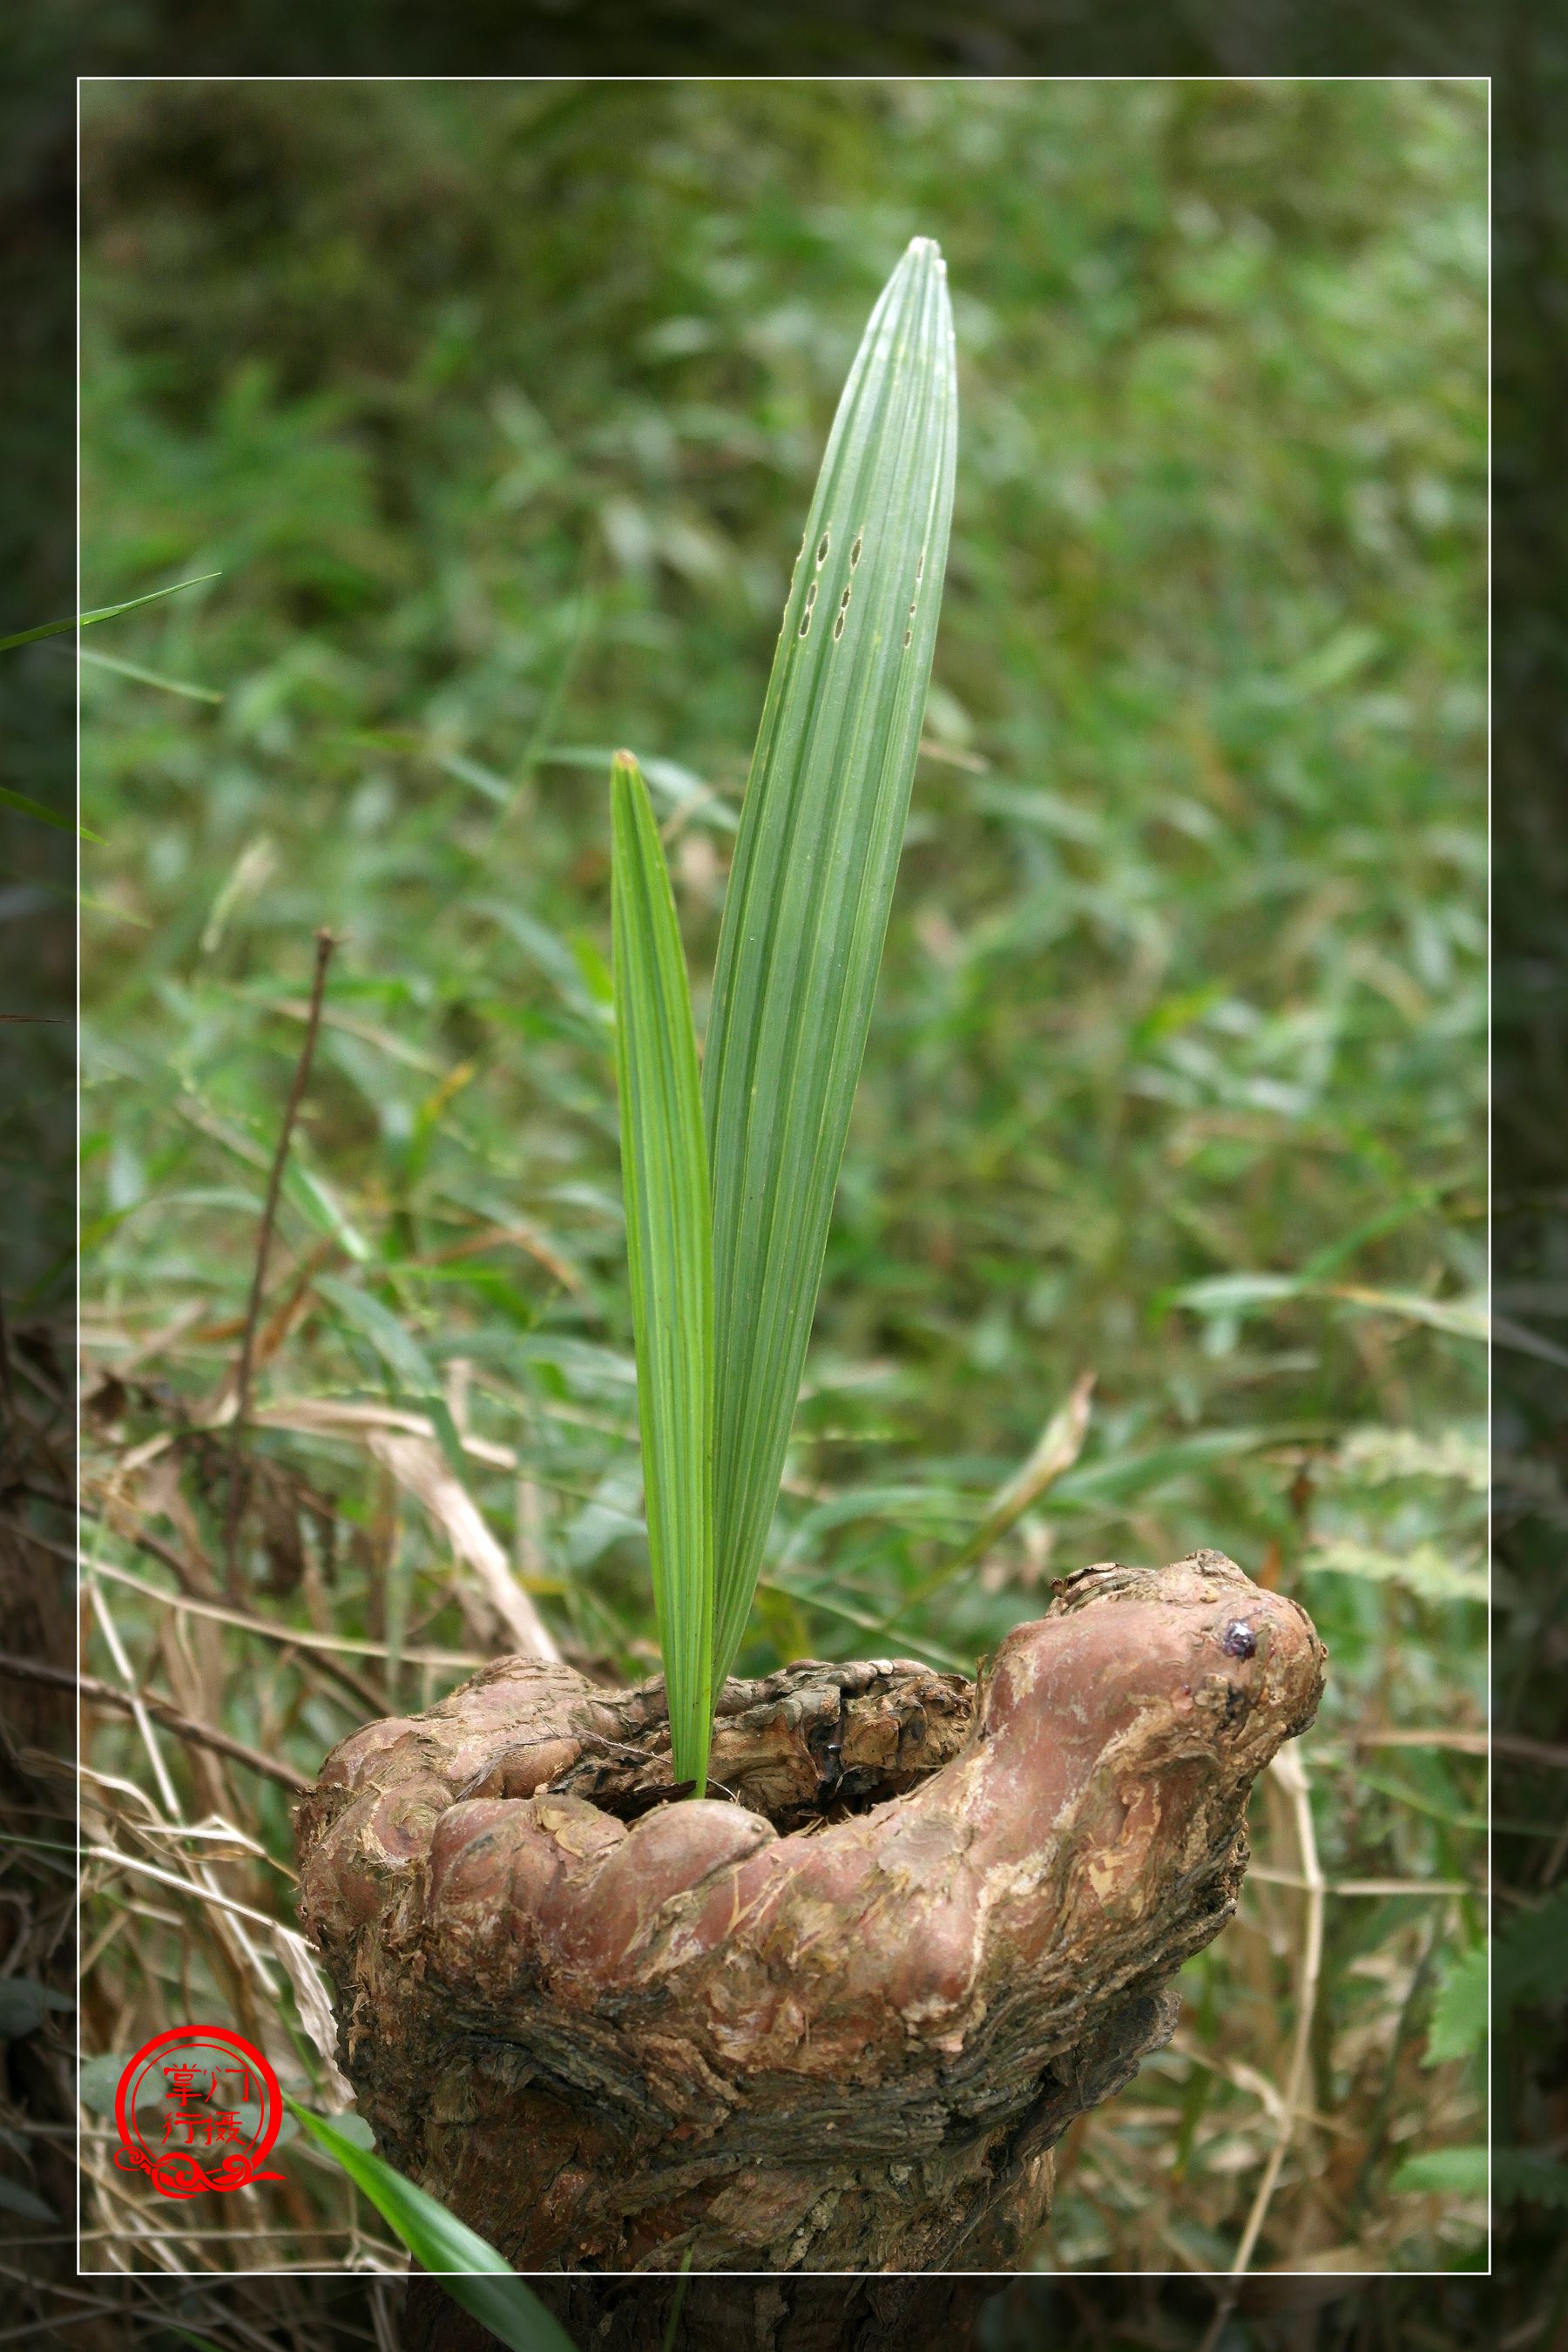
[611,238,957,1791]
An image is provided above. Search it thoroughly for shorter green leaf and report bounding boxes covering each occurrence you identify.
[543,746,739,833]
[611,750,713,1792]
[287,2103,578,2350]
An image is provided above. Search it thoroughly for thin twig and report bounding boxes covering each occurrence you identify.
[1351,1727,1490,1755]
[1492,1732,1568,1770]
[0,2310,133,2346]
[223,926,336,1587]
[0,1650,312,1794]
[1229,1743,1325,2274]
[1247,1866,1475,1897]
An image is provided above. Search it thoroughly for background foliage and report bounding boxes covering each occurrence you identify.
[61,78,1488,2282]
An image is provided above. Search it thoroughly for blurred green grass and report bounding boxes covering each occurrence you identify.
[76,78,1486,2274]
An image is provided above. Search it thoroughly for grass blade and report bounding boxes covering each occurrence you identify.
[703,237,957,1683]
[77,645,223,702]
[611,749,713,1791]
[286,2105,578,2349]
[315,1273,468,1478]
[0,571,221,652]
[0,784,104,843]
[866,1371,1096,1632]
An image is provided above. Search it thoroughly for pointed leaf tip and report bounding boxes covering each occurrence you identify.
[702,235,957,1685]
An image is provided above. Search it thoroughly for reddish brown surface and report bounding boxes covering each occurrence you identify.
[298,1552,1324,2272]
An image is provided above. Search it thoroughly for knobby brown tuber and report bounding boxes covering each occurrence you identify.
[297,1551,1324,2274]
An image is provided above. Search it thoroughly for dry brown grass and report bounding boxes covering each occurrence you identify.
[39,1298,1484,2281]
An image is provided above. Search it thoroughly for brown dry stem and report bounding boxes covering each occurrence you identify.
[297,1551,1324,2274]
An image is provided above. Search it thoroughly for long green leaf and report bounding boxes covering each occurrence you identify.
[286,2104,578,2350]
[611,749,713,1791]
[703,237,957,1682]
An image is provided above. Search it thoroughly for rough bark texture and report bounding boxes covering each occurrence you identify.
[404,2274,990,2352]
[298,1552,1324,2274]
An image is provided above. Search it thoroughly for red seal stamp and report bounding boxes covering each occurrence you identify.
[112,2026,287,2198]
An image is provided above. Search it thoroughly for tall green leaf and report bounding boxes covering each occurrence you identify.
[703,237,957,1682]
[611,749,714,1791]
